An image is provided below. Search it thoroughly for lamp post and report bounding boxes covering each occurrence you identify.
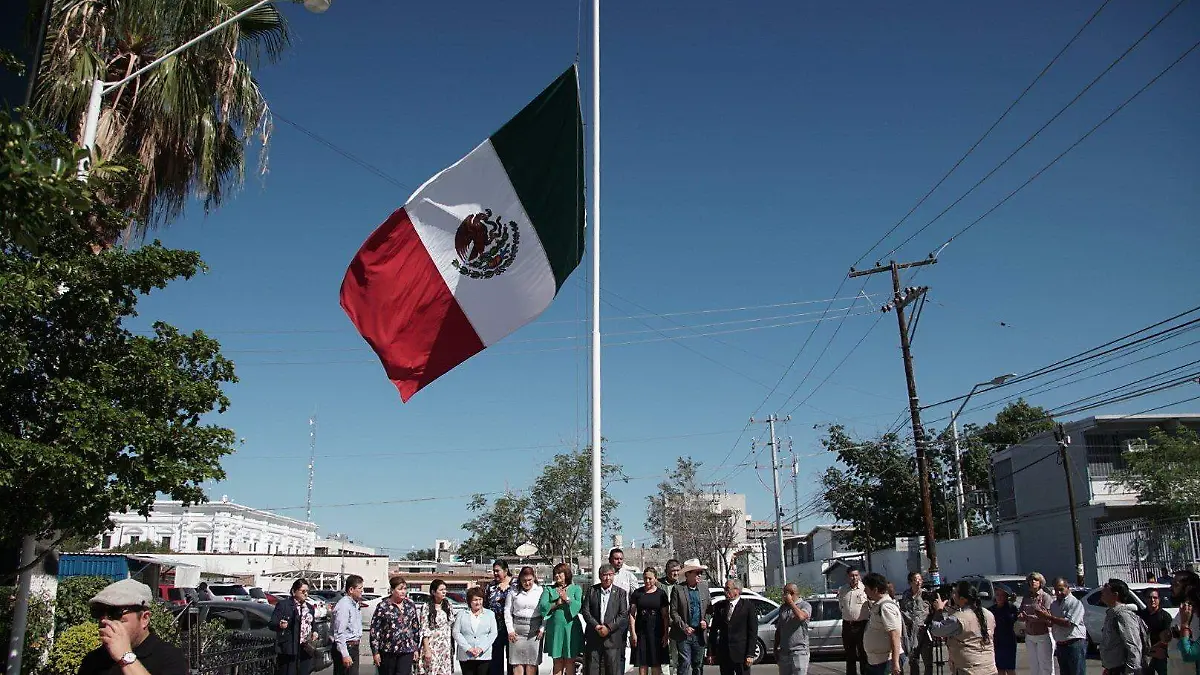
[78,0,330,177]
[949,373,1016,539]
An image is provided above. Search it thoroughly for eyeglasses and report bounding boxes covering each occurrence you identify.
[91,605,143,621]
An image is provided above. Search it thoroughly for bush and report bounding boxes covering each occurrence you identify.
[149,606,180,647]
[54,577,112,634]
[0,585,56,675]
[46,622,101,675]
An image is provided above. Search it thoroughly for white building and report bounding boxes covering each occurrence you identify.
[315,533,377,556]
[97,497,318,555]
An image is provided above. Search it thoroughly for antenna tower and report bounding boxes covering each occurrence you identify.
[306,414,316,523]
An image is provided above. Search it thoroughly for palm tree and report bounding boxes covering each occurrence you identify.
[33,0,293,235]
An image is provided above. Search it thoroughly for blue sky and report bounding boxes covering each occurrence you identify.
[130,0,1200,556]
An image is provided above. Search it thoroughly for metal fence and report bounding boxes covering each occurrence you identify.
[1095,517,1200,583]
[181,624,276,675]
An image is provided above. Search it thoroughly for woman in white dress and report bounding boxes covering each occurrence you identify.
[505,566,544,675]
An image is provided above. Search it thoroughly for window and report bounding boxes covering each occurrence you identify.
[101,535,112,549]
[160,537,171,550]
[129,535,140,544]
[749,599,776,618]
[821,600,842,621]
[196,536,208,552]
[246,612,271,630]
[994,458,1016,520]
[1085,433,1134,479]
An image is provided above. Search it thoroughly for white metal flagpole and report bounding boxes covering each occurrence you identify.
[589,0,603,578]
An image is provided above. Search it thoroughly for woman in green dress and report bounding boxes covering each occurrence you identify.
[539,562,584,675]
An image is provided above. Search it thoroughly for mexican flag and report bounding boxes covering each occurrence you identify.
[340,66,585,402]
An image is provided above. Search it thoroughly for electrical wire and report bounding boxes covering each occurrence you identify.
[880,0,1193,260]
[929,36,1200,254]
[850,0,1115,268]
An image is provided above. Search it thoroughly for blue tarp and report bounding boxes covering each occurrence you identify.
[58,554,130,580]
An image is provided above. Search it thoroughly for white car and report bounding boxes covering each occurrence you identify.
[707,588,781,619]
[1081,583,1176,645]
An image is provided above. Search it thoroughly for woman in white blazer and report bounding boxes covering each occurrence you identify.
[453,587,499,675]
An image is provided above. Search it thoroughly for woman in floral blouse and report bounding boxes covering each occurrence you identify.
[486,561,514,675]
[371,576,422,675]
[420,580,456,675]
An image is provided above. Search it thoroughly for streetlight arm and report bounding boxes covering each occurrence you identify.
[952,383,984,424]
[104,0,275,92]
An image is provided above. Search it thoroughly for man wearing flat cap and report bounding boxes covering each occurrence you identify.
[77,579,186,675]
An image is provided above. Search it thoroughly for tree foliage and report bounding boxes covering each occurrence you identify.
[645,458,740,578]
[0,113,238,553]
[111,540,173,554]
[459,493,530,562]
[1114,425,1200,517]
[0,585,54,675]
[32,0,295,234]
[405,548,436,561]
[817,425,949,552]
[459,446,625,563]
[941,399,1054,533]
[55,576,112,634]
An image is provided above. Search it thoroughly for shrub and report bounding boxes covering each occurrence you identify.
[0,585,56,675]
[54,577,112,634]
[149,606,180,647]
[46,622,101,675]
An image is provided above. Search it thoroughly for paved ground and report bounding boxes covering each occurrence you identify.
[354,638,1106,675]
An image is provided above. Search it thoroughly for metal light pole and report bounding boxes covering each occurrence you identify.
[949,373,1015,539]
[79,0,330,176]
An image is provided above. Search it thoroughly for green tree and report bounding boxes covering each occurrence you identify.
[32,0,296,233]
[0,114,238,558]
[459,492,530,562]
[55,576,112,634]
[404,548,436,561]
[527,447,625,563]
[111,540,173,554]
[942,399,1054,533]
[1114,425,1200,517]
[817,425,952,553]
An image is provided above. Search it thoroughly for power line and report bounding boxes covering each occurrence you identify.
[851,0,1115,268]
[921,305,1200,410]
[881,0,1193,260]
[930,36,1200,253]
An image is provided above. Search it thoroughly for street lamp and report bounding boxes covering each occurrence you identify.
[949,372,1016,539]
[78,0,330,176]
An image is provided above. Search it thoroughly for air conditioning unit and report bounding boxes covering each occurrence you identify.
[1127,439,1149,453]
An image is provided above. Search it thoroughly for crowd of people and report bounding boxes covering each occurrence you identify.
[51,563,1200,675]
[834,566,1200,675]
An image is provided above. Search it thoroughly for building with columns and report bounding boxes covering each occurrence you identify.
[98,497,318,556]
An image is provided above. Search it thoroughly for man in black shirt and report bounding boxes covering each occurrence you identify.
[1138,588,1171,675]
[77,579,186,675]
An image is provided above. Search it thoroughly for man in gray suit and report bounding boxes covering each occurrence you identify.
[582,564,630,675]
[669,559,712,675]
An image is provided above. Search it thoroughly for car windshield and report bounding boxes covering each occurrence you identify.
[1134,587,1177,609]
[995,581,1029,597]
[210,585,247,595]
[761,607,780,623]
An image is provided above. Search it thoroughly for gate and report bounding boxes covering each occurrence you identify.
[180,612,276,675]
[1095,517,1199,583]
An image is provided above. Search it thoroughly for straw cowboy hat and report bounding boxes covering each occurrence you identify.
[679,559,708,575]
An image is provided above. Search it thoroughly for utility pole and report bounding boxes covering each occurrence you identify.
[849,257,941,581]
[1055,424,1086,586]
[791,447,800,529]
[752,414,789,587]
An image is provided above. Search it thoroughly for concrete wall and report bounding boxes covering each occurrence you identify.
[936,532,1021,581]
[1006,505,1107,585]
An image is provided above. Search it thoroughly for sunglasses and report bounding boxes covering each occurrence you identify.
[92,605,144,621]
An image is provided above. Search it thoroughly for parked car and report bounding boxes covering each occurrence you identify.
[208,584,253,602]
[754,594,844,664]
[175,600,335,672]
[247,587,273,605]
[708,588,780,619]
[1081,583,1176,646]
[166,587,197,607]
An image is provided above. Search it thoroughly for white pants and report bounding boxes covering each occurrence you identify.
[1026,634,1057,675]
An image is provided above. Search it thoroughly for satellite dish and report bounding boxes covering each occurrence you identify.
[516,542,538,557]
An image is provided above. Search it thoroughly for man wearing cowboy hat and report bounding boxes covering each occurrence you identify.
[77,579,186,675]
[669,560,712,675]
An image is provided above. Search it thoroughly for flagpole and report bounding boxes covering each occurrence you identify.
[589,0,603,579]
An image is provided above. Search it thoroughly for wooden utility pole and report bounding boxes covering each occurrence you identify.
[849,257,941,580]
[1055,424,1087,586]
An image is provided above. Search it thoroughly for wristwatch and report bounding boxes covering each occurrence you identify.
[119,652,137,666]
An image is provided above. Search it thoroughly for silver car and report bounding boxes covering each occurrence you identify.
[754,594,844,664]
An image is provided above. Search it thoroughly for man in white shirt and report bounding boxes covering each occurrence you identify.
[1042,577,1086,675]
[839,567,869,675]
[861,573,902,675]
[610,548,639,594]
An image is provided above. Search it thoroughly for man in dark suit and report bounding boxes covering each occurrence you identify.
[581,564,630,675]
[669,560,712,675]
[708,579,757,675]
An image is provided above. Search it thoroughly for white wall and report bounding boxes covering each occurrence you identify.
[102,500,318,555]
[142,552,390,593]
[936,533,1020,581]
